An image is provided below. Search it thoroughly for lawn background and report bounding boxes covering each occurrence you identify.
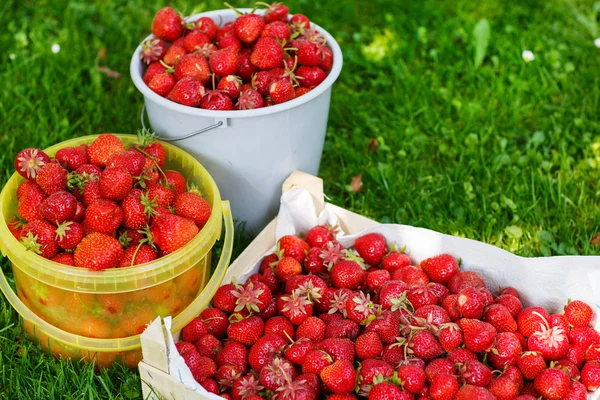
[1,0,599,398]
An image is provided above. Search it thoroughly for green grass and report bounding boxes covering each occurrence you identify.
[1,0,599,398]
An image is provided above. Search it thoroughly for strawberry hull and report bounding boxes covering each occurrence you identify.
[0,134,234,368]
[138,171,599,399]
[130,9,343,233]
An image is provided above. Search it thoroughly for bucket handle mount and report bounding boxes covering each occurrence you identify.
[140,105,224,142]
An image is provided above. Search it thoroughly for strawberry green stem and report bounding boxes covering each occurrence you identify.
[223,2,244,15]
[133,145,169,183]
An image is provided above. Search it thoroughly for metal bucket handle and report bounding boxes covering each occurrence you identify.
[140,104,223,142]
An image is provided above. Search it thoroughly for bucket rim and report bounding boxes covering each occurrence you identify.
[129,8,343,119]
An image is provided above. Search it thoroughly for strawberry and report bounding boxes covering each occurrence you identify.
[447,347,478,364]
[407,285,438,309]
[182,31,211,53]
[209,46,240,77]
[260,357,296,391]
[320,360,357,394]
[121,189,155,230]
[119,244,157,267]
[201,308,229,339]
[150,214,199,253]
[564,299,593,327]
[163,44,187,66]
[55,145,87,171]
[368,382,409,400]
[74,232,123,270]
[228,315,265,347]
[148,73,176,97]
[581,360,600,390]
[181,318,208,343]
[218,34,242,51]
[457,287,485,319]
[527,319,568,361]
[319,338,355,362]
[447,270,485,293]
[195,334,222,358]
[290,14,310,34]
[36,162,67,195]
[236,49,260,81]
[488,332,522,369]
[171,189,211,228]
[213,283,238,313]
[141,38,166,64]
[420,254,459,284]
[296,40,323,66]
[236,89,264,110]
[231,374,264,400]
[174,53,211,84]
[8,217,26,239]
[428,282,449,304]
[200,90,234,110]
[294,87,311,97]
[378,280,410,311]
[262,21,291,42]
[269,78,295,104]
[152,7,184,42]
[264,315,294,340]
[409,330,444,360]
[392,265,430,286]
[277,290,312,325]
[355,331,383,360]
[356,359,394,396]
[251,37,285,70]
[354,233,388,266]
[346,291,378,324]
[455,385,496,400]
[554,359,580,379]
[161,170,186,194]
[39,190,77,223]
[105,150,145,177]
[81,180,102,208]
[458,318,497,353]
[14,148,50,180]
[517,306,550,337]
[55,221,84,250]
[486,375,519,400]
[429,374,459,400]
[167,77,206,107]
[424,358,455,382]
[320,46,334,72]
[456,359,492,386]
[397,364,426,394]
[215,342,248,374]
[249,334,287,372]
[52,252,74,266]
[569,326,600,348]
[200,379,219,394]
[287,275,325,303]
[563,380,588,400]
[441,294,461,321]
[565,344,585,367]
[143,62,168,84]
[190,16,217,40]
[438,322,463,352]
[233,12,265,44]
[184,352,217,382]
[331,256,367,289]
[517,350,547,379]
[118,228,144,249]
[251,71,273,95]
[302,349,332,374]
[366,269,391,291]
[533,367,570,400]
[233,281,272,313]
[84,199,123,234]
[262,2,289,23]
[20,220,58,259]
[99,167,133,200]
[87,134,126,168]
[484,303,517,333]
[284,337,314,366]
[326,318,361,340]
[217,75,243,98]
[274,256,302,282]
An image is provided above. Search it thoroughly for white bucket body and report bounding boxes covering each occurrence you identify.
[131,9,343,232]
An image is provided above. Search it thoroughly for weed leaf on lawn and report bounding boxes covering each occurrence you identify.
[473,18,490,68]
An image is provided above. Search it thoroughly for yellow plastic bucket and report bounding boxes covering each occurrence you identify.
[0,134,234,367]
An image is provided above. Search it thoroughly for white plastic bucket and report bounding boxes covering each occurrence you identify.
[130,9,343,233]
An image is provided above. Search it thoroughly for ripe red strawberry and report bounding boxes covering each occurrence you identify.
[251,71,273,95]
[346,291,378,324]
[296,40,323,66]
[200,379,219,394]
[456,359,492,386]
[141,38,166,64]
[355,331,383,360]
[269,78,295,104]
[277,235,310,262]
[231,373,264,400]
[493,294,522,320]
[213,283,238,313]
[458,318,497,353]
[143,62,168,84]
[320,46,333,72]
[174,53,211,84]
[118,228,144,249]
[284,338,314,366]
[430,374,459,400]
[148,73,176,97]
[564,300,593,327]
[277,290,312,325]
[55,145,87,171]
[167,77,206,107]
[200,90,234,110]
[290,14,310,34]
[356,359,394,396]
[99,167,133,200]
[14,148,51,180]
[217,75,243,99]
[20,220,58,259]
[318,338,355,362]
[326,318,360,340]
[150,214,199,253]
[296,66,326,88]
[354,233,388,266]
[234,280,272,314]
[320,360,357,395]
[569,326,600,348]
[331,257,367,289]
[216,21,235,41]
[534,367,570,400]
[163,44,187,66]
[249,334,287,372]
[441,294,461,321]
[236,89,264,110]
[517,306,550,337]
[121,189,154,230]
[554,359,580,379]
[52,252,74,265]
[302,349,332,374]
[55,221,84,250]
[233,12,265,43]
[366,269,391,291]
[392,265,430,286]
[195,335,223,358]
[218,34,242,51]
[264,315,294,340]
[261,21,291,42]
[484,303,517,333]
[488,332,522,369]
[200,308,229,339]
[39,190,77,223]
[397,364,426,394]
[184,352,217,382]
[119,244,157,267]
[527,320,568,361]
[152,7,184,42]
[181,318,208,343]
[236,48,259,81]
[87,134,126,168]
[447,270,485,293]
[81,180,102,208]
[182,31,211,53]
[424,358,455,382]
[105,151,145,177]
[8,217,26,239]
[191,17,218,40]
[447,348,478,365]
[378,280,410,312]
[581,360,600,390]
[160,170,186,194]
[457,287,485,319]
[209,46,240,77]
[487,375,519,400]
[518,351,547,379]
[563,380,588,400]
[274,256,302,282]
[260,357,296,392]
[262,2,289,23]
[455,385,496,400]
[228,315,265,347]
[294,87,311,97]
[36,162,67,195]
[251,37,285,70]
[305,225,335,248]
[420,254,459,284]
[438,322,463,352]
[74,232,123,270]
[409,330,444,360]
[84,199,123,234]
[564,344,585,367]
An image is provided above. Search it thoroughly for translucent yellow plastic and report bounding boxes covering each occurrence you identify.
[0,134,234,366]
